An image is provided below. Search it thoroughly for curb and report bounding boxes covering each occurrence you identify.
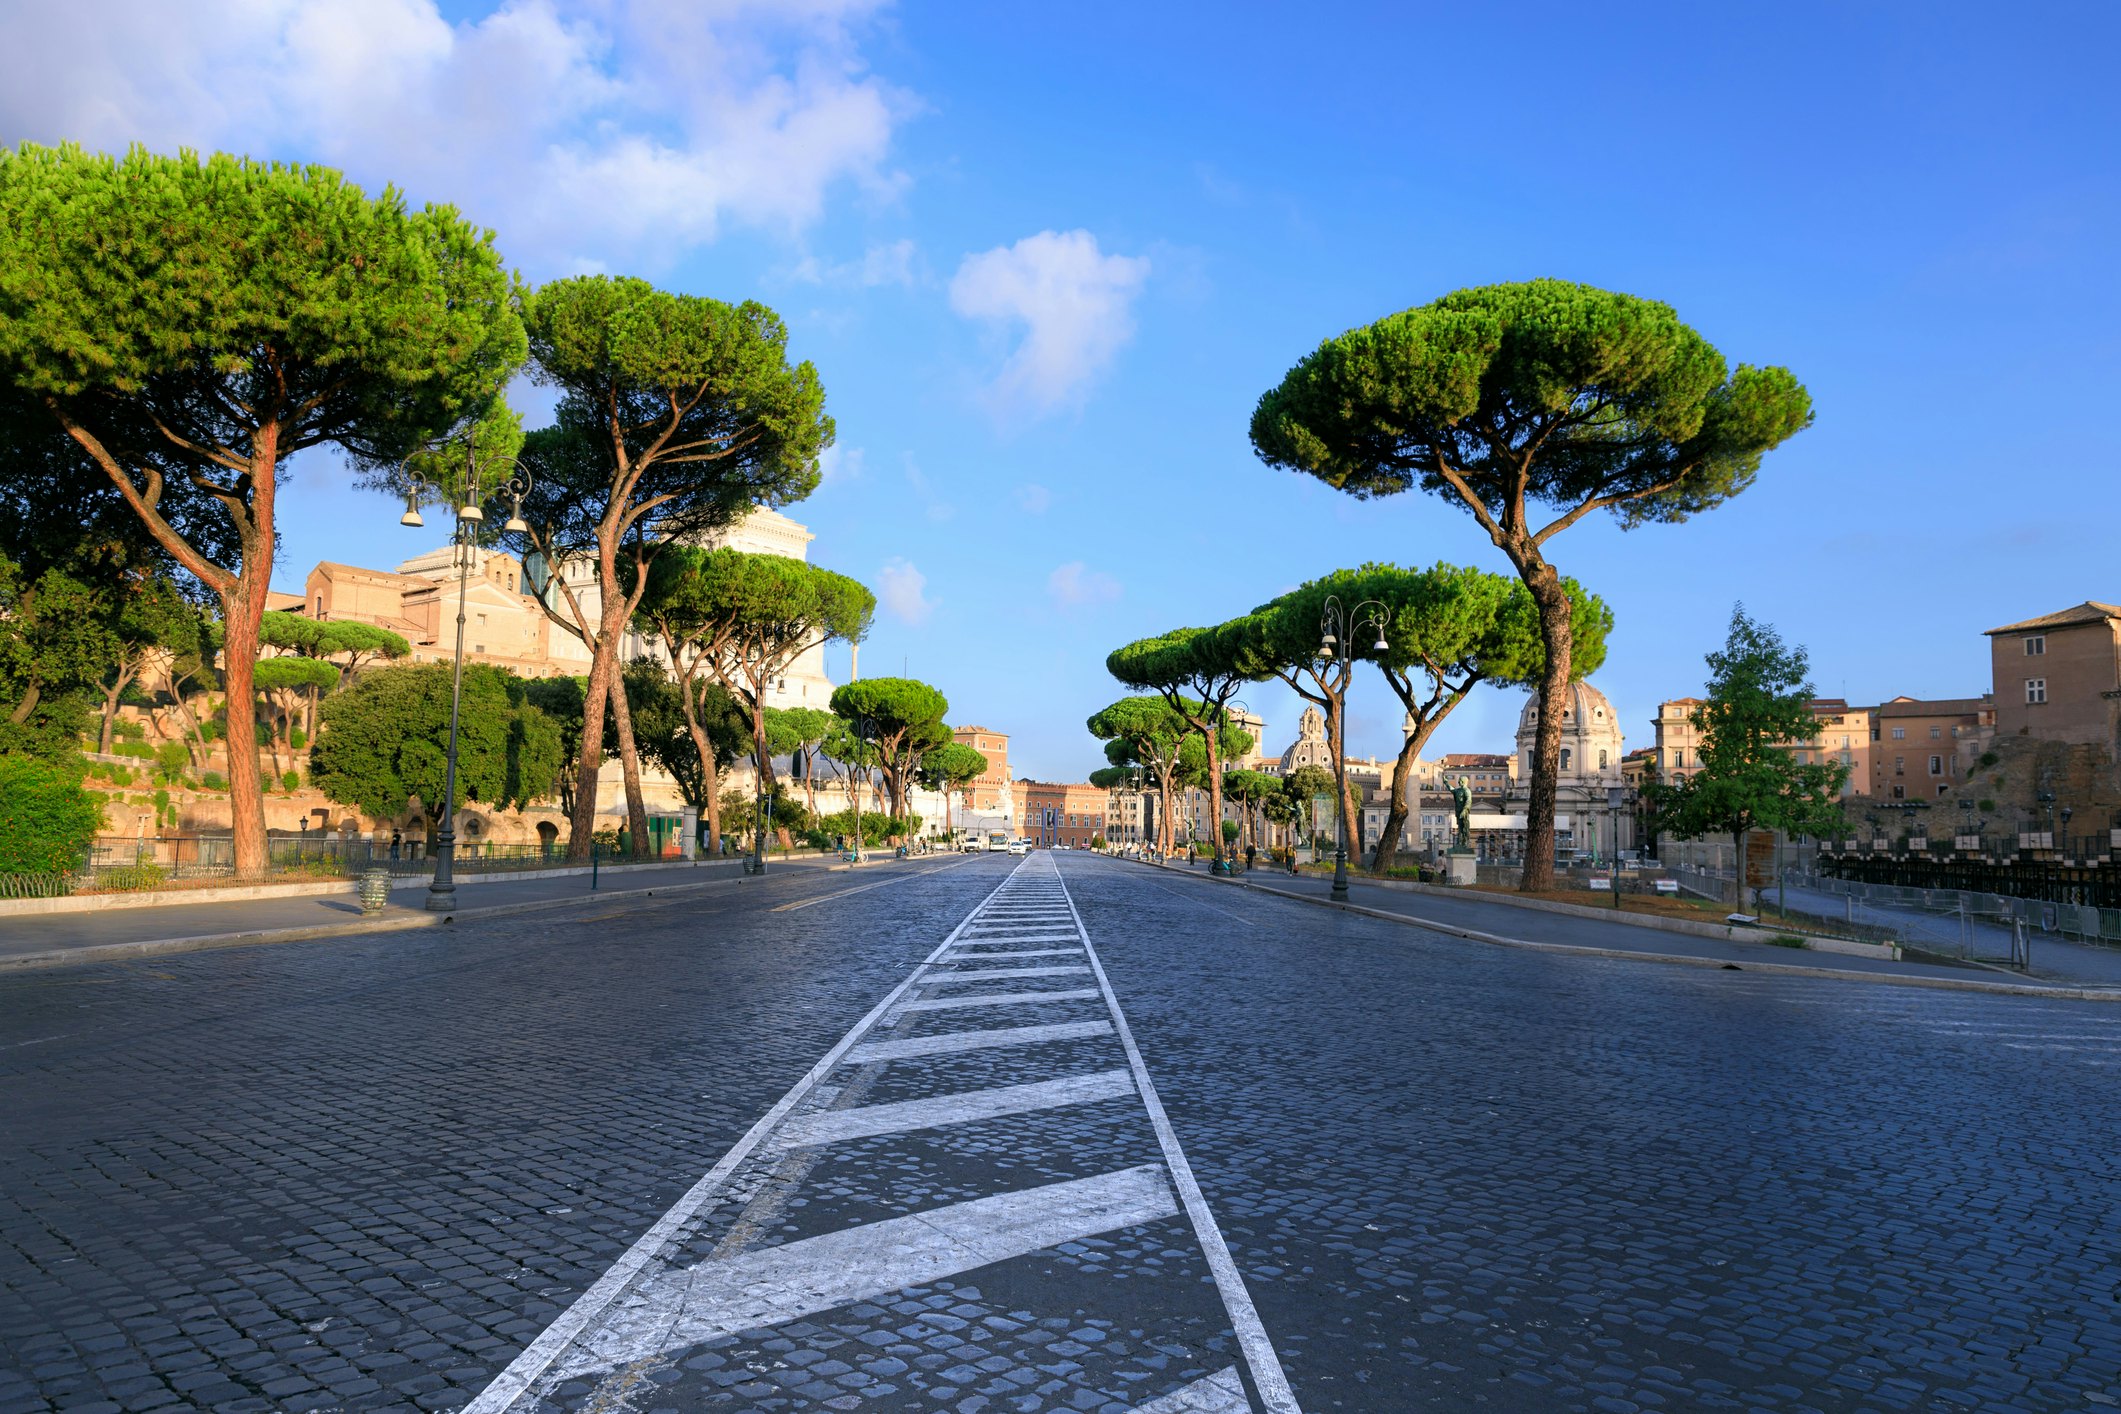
[0,872,758,973]
[1123,858,2121,1004]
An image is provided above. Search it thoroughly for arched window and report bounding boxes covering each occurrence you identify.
[1599,749,1608,770]
[1560,748,1572,771]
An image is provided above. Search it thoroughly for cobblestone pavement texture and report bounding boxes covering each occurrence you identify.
[1170,860,2105,991]
[4,850,2120,1412]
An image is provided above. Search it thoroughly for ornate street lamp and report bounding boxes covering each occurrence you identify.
[1316,595,1387,901]
[398,444,531,912]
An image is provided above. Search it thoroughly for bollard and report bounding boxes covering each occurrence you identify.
[591,840,600,891]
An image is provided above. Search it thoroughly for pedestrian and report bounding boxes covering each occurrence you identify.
[1245,843,1257,873]
[388,830,401,861]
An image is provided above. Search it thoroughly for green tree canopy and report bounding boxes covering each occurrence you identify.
[1086,694,1194,855]
[918,739,989,837]
[312,663,561,822]
[0,553,118,760]
[0,754,103,874]
[830,677,947,825]
[0,144,523,876]
[1251,278,1810,888]
[511,275,832,857]
[1107,628,1250,864]
[1651,605,1848,906]
[635,545,873,856]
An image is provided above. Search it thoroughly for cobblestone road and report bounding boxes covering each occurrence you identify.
[4,851,2119,1413]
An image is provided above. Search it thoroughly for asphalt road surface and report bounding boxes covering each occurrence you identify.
[4,852,2118,1413]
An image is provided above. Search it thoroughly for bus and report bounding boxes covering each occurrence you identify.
[986,829,1010,852]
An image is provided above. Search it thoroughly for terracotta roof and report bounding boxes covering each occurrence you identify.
[1984,601,2121,635]
[1873,696,1990,718]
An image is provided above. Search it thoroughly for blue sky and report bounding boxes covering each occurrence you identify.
[5,2,2116,779]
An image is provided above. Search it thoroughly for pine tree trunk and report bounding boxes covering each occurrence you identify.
[1519,558,1574,892]
[607,667,650,855]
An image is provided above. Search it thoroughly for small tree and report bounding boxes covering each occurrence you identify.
[251,657,338,778]
[918,740,988,841]
[312,663,562,827]
[637,546,873,859]
[1282,765,1336,852]
[1087,696,1191,856]
[830,678,948,828]
[1107,627,1249,868]
[511,276,831,858]
[0,754,103,874]
[0,145,522,876]
[1652,605,1848,908]
[1252,279,1811,889]
[771,706,842,823]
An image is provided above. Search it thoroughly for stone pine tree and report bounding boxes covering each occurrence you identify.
[0,145,523,876]
[918,740,988,841]
[829,679,948,831]
[511,276,830,858]
[1251,279,1812,889]
[636,547,873,859]
[1354,563,1610,867]
[1108,627,1250,869]
[1086,696,1192,857]
[1653,605,1848,909]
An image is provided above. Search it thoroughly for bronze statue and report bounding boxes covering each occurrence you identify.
[1449,775,1473,849]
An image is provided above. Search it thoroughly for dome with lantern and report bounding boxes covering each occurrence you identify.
[1512,681,1625,786]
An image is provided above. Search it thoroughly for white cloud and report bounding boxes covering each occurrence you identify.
[817,443,865,483]
[0,0,909,272]
[1015,482,1052,514]
[948,229,1150,416]
[877,557,933,625]
[789,237,920,287]
[1047,561,1120,609]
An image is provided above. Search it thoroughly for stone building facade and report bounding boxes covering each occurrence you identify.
[1985,602,2121,752]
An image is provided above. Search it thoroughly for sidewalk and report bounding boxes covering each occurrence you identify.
[0,855,839,970]
[1142,859,2121,1000]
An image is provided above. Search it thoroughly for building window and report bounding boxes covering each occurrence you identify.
[1891,727,1906,740]
[2025,635,2045,656]
[2026,678,2046,704]
[1891,785,1905,799]
[1795,750,1808,764]
[1560,748,1571,771]
[1928,755,1943,776]
[1929,725,1941,738]
[1894,756,1904,774]
[1598,749,1608,770]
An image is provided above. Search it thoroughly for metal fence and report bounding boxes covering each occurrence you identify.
[0,834,655,900]
[1792,871,2120,955]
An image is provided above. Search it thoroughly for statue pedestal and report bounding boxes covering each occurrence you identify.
[1444,851,1477,887]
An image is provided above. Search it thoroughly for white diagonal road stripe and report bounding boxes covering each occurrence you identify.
[845,1019,1114,1063]
[775,1070,1135,1148]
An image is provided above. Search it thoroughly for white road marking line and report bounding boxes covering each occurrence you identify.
[2003,1042,2121,1053]
[845,1020,1115,1062]
[548,1165,1181,1381]
[462,858,1037,1414]
[894,987,1102,1013]
[1054,855,1303,1414]
[1133,1365,1251,1413]
[770,858,981,913]
[925,964,1094,982]
[959,931,1083,942]
[775,1070,1137,1148]
[939,948,1085,961]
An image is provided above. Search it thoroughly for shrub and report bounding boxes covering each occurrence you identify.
[115,740,156,760]
[289,726,308,751]
[101,861,167,892]
[112,718,146,742]
[110,764,134,786]
[1978,799,1996,814]
[200,770,227,791]
[152,741,190,784]
[1978,751,1998,768]
[1089,834,1106,850]
[0,756,105,874]
[1768,934,1808,949]
[281,770,301,793]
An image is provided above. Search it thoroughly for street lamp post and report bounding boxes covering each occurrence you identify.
[397,447,531,913]
[1317,595,1387,902]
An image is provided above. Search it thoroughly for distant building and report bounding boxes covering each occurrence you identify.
[952,726,1013,811]
[1654,696,1870,800]
[1984,601,2121,752]
[1015,780,1106,847]
[1869,695,1994,800]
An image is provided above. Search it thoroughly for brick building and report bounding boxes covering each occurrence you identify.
[952,725,1012,811]
[1014,780,1106,847]
[1869,695,1994,800]
[1985,602,2121,751]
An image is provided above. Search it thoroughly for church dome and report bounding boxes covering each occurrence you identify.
[1514,681,1624,783]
